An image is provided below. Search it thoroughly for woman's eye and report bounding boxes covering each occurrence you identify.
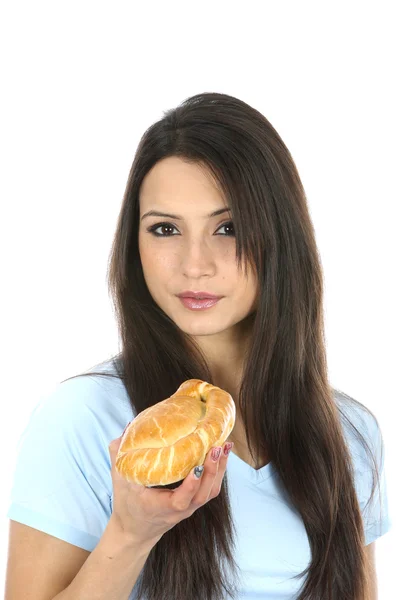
[147,222,179,237]
[146,220,235,237]
[215,221,235,237]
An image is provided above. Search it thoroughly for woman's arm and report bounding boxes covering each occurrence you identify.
[53,516,156,600]
[365,542,378,600]
[5,516,156,600]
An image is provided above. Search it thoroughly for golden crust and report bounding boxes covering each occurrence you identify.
[115,379,236,486]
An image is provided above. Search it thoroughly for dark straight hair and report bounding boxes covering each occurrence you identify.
[65,92,382,599]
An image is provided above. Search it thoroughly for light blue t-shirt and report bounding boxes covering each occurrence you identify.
[6,359,391,599]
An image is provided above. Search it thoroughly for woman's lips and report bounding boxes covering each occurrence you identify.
[178,297,222,310]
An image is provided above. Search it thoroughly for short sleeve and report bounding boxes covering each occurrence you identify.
[350,409,392,546]
[6,379,116,552]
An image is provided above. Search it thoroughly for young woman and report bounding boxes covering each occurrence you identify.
[6,92,391,600]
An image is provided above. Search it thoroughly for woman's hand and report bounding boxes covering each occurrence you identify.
[108,433,233,549]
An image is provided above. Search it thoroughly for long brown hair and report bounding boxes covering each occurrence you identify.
[65,92,383,599]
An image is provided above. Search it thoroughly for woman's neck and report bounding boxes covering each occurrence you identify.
[192,313,254,390]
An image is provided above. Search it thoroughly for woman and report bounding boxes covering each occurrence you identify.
[6,92,391,600]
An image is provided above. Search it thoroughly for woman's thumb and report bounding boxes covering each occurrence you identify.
[108,436,122,467]
[109,421,131,463]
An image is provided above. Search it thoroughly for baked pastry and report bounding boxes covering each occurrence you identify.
[115,379,236,486]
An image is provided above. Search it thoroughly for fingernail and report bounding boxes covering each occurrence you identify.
[194,465,204,479]
[121,421,132,437]
[223,442,233,456]
[212,447,222,461]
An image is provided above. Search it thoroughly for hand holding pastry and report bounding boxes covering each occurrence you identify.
[107,379,235,546]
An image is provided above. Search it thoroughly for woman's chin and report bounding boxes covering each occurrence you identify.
[175,321,230,337]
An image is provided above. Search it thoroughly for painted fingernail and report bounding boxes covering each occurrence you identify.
[223,442,233,456]
[212,447,222,461]
[194,465,204,479]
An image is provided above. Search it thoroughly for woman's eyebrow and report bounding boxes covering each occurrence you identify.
[141,207,231,221]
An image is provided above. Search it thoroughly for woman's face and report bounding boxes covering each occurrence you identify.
[138,156,258,340]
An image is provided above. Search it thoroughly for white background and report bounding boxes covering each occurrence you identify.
[1,1,398,597]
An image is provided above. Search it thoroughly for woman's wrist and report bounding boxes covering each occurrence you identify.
[105,514,161,556]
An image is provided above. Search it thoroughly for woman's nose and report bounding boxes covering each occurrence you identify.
[180,240,216,278]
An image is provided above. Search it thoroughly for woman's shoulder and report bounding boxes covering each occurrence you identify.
[36,357,133,421]
[333,389,384,471]
[19,357,136,458]
[333,389,392,544]
[8,358,134,552]
[12,357,136,500]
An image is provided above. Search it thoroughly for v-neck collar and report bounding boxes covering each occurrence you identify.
[228,449,276,485]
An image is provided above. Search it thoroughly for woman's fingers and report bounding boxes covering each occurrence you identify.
[171,443,233,512]
[207,442,233,499]
[192,442,233,505]
[109,431,233,543]
[110,432,233,517]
